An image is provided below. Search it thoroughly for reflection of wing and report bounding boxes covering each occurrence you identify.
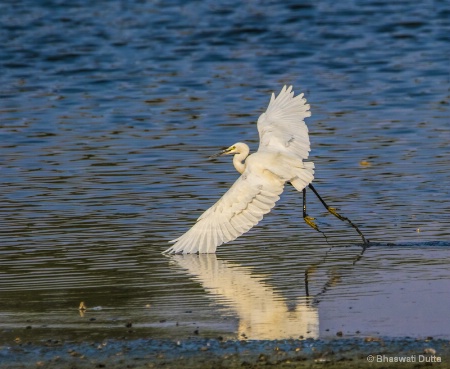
[257,85,311,160]
[172,255,319,340]
[165,171,284,254]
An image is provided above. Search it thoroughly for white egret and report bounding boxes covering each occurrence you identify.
[164,86,368,254]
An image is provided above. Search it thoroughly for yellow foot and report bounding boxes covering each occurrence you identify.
[304,216,319,231]
[327,207,345,221]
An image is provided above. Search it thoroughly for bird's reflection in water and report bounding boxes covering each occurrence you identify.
[170,254,319,340]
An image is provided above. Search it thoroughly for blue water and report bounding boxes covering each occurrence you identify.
[0,0,449,342]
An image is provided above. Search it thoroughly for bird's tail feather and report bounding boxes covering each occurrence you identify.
[290,162,314,192]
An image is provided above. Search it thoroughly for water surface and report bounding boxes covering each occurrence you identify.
[0,0,449,343]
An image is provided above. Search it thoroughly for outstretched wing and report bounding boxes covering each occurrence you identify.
[164,172,284,254]
[257,85,311,160]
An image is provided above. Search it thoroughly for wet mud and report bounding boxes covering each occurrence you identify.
[1,337,449,369]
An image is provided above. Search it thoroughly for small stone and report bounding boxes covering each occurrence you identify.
[258,354,267,362]
[336,331,343,337]
[364,337,382,342]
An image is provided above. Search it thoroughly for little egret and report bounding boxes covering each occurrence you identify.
[164,85,368,254]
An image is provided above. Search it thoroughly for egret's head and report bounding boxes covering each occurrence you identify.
[209,142,245,159]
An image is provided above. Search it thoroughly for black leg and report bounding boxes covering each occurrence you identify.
[303,188,319,231]
[303,188,330,243]
[308,184,369,245]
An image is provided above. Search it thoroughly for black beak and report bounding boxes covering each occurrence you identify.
[209,148,228,160]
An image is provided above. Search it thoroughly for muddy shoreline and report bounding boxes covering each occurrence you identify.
[1,337,449,368]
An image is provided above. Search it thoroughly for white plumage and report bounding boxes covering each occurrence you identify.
[164,85,315,254]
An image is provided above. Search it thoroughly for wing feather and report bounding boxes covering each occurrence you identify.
[164,173,284,254]
[165,85,313,254]
[257,85,311,160]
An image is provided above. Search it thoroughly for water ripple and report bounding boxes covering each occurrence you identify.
[0,0,449,342]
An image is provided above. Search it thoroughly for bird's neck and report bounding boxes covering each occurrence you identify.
[233,154,246,174]
[233,145,250,174]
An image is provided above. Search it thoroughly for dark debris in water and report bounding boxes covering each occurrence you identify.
[0,337,449,368]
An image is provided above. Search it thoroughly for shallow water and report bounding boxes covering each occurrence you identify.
[1,0,449,344]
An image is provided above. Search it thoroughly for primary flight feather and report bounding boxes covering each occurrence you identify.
[164,85,315,254]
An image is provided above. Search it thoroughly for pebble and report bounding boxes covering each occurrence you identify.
[424,348,436,355]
